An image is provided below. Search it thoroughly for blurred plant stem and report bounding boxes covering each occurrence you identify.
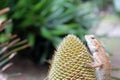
[0,7,30,73]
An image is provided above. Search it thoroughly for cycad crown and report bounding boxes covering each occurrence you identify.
[48,34,96,80]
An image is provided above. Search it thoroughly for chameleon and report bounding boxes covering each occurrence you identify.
[85,35,111,80]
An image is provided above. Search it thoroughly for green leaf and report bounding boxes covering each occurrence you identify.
[5,23,13,34]
[33,0,46,12]
[28,33,35,46]
[46,8,64,22]
[50,24,78,36]
[51,29,65,36]
[41,27,53,40]
[0,0,11,9]
[0,34,8,43]
[52,37,62,47]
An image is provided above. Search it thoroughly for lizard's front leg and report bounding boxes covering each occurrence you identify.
[86,52,103,68]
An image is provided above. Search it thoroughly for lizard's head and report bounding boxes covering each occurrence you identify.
[85,35,97,53]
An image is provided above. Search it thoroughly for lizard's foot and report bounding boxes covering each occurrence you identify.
[84,62,103,68]
[84,63,94,68]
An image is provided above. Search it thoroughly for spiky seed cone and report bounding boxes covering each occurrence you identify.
[48,34,96,80]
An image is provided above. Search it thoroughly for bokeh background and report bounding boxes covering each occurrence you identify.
[0,0,120,80]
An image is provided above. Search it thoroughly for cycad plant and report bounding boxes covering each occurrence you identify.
[48,34,96,80]
[0,8,30,80]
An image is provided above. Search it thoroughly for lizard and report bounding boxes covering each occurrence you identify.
[85,35,111,80]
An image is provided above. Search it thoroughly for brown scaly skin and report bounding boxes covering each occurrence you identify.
[46,34,97,80]
[85,35,111,80]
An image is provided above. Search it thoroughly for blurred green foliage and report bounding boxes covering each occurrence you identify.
[0,0,98,64]
[0,0,11,10]
[8,0,97,64]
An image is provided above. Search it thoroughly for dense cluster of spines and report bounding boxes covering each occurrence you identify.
[48,35,96,80]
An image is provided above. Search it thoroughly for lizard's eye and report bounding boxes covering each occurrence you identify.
[91,36,95,39]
